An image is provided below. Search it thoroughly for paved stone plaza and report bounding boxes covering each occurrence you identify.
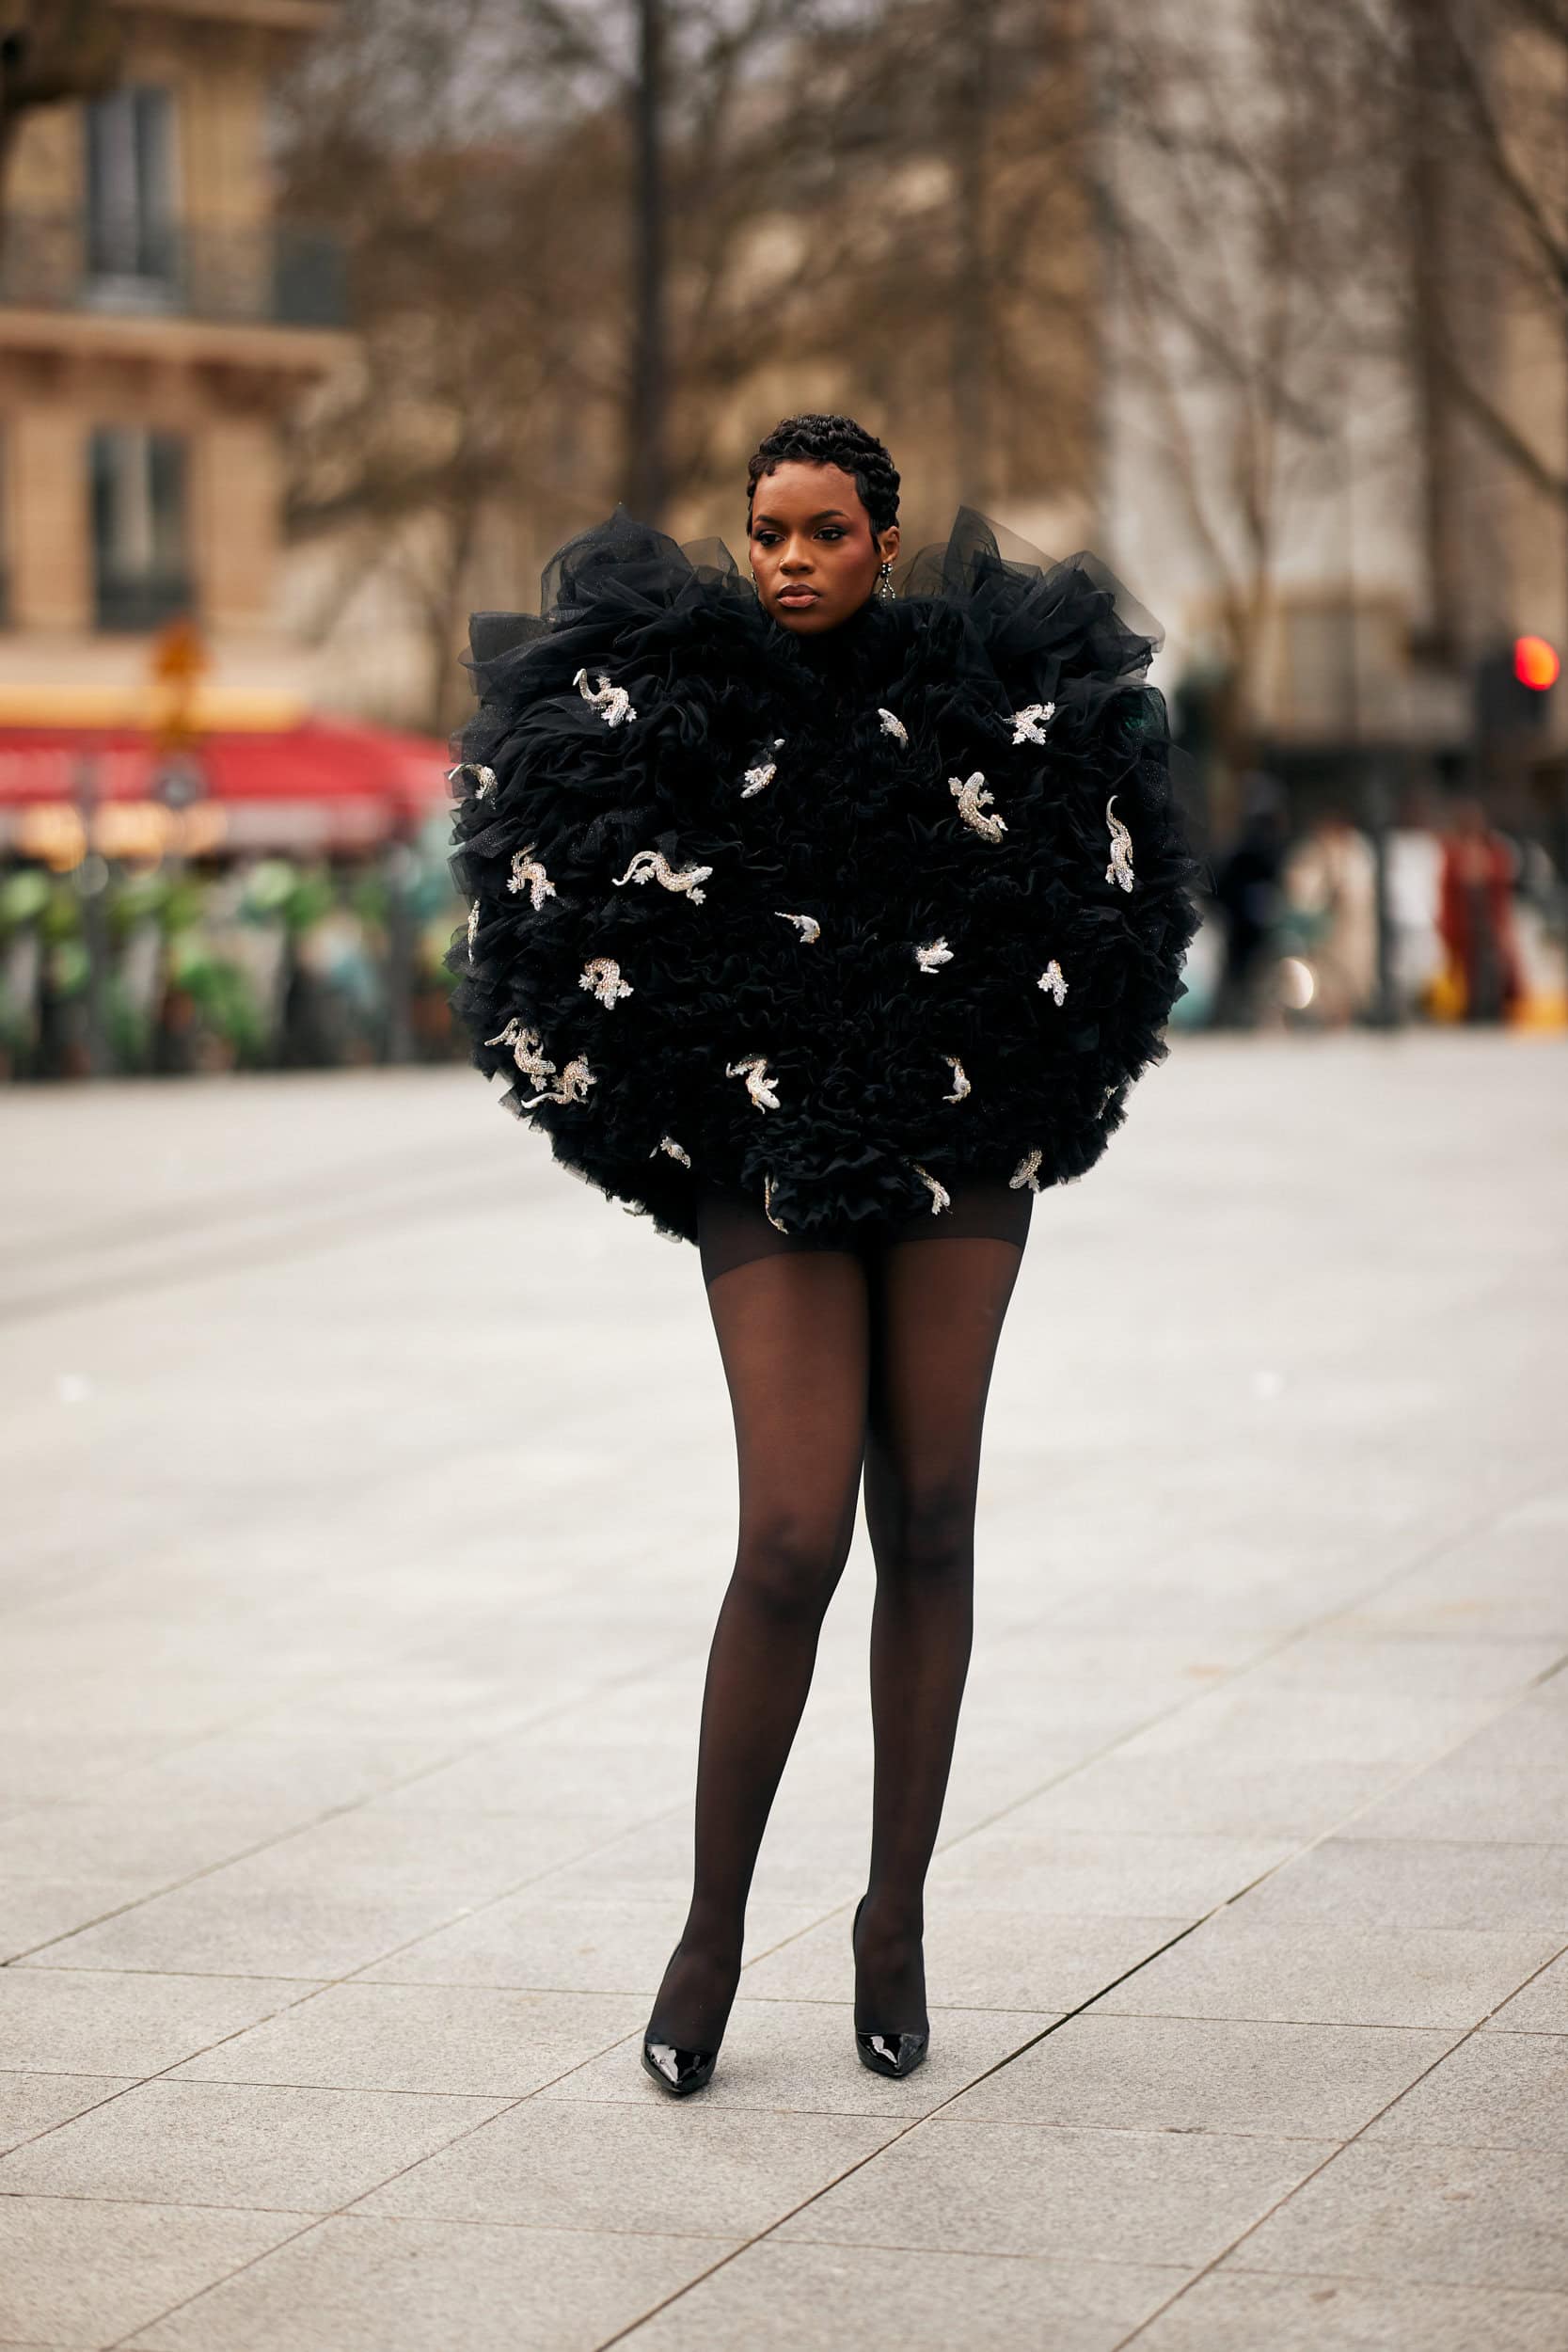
[2,1033,1566,2350]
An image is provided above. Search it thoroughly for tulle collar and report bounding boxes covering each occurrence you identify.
[762,588,897,682]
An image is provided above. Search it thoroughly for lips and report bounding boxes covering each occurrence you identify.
[775,587,819,606]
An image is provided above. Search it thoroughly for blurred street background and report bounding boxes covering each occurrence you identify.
[2,0,1567,1073]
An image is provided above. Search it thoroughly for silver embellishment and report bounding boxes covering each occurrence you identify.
[912,1163,951,1215]
[1105,795,1135,891]
[447,760,499,800]
[741,739,786,796]
[484,1019,556,1087]
[574,668,636,726]
[950,771,1007,841]
[764,1174,788,1232]
[522,1053,594,1108]
[466,900,479,961]
[774,911,820,943]
[652,1135,691,1166]
[613,849,712,903]
[915,937,955,975]
[878,707,909,744]
[506,846,557,911]
[579,956,633,1007]
[725,1055,780,1111]
[1037,959,1068,1006]
[1099,1081,1121,1114]
[1010,1149,1043,1192]
[1010,703,1055,746]
[942,1055,971,1102]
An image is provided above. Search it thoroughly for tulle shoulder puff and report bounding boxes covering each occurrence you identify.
[462,505,765,714]
[896,502,1164,730]
[894,507,1204,1134]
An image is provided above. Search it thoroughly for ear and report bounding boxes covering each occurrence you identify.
[877,523,901,565]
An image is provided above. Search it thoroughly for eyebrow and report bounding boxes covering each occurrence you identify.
[752,508,853,527]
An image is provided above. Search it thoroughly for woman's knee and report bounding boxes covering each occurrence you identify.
[735,1506,854,1623]
[872,1477,975,1583]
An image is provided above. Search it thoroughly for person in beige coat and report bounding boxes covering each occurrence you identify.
[1282,809,1378,1026]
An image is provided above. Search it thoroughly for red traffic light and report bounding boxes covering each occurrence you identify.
[1513,634,1560,691]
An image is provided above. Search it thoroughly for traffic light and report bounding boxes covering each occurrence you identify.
[1477,636,1560,737]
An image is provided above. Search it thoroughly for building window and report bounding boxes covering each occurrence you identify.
[83,87,179,302]
[90,428,193,632]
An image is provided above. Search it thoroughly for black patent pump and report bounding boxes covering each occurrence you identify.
[851,1895,930,2079]
[641,2034,720,2097]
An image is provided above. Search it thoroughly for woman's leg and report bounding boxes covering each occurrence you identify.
[856,1194,1030,2033]
[647,1229,871,2052]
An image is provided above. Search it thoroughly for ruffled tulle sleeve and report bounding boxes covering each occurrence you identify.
[891,507,1205,1172]
[443,508,768,1244]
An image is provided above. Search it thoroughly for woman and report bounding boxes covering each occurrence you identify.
[1436,794,1524,1024]
[447,414,1201,2095]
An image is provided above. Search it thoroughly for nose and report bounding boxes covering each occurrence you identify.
[780,539,814,574]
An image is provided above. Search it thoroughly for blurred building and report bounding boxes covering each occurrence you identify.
[0,0,351,723]
[0,2,454,871]
[287,0,1106,733]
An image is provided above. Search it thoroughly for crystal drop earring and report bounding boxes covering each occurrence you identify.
[878,560,895,601]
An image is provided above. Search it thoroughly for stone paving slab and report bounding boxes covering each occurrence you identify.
[0,2197,307,2348]
[772,2116,1341,2265]
[2,1037,1565,2350]
[945,2013,1463,2139]
[590,2242,1190,2352]
[120,2217,741,2352]
[1091,1914,1565,2029]
[0,2078,508,2213]
[1127,2274,1568,2351]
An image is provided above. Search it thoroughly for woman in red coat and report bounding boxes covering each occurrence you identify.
[1437,797,1524,1023]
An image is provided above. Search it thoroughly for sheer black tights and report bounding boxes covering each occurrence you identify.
[647,1197,1028,2050]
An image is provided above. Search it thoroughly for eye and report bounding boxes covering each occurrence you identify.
[752,530,780,547]
[817,527,846,541]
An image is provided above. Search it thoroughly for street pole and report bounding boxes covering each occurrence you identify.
[1339,373,1400,1026]
[383,824,418,1066]
[1086,0,1118,546]
[73,755,114,1077]
[626,0,668,528]
[951,0,991,506]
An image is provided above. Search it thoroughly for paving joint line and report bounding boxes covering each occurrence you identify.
[1106,1929,1568,2348]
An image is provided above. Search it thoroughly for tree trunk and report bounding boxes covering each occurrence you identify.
[625,0,669,528]
[951,0,991,506]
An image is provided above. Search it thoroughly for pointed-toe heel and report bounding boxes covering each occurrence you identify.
[641,2035,719,2097]
[855,2026,929,2079]
[850,1896,931,2080]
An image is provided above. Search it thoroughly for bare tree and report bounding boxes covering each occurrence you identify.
[276,0,1101,723]
[1380,0,1568,513]
[1106,0,1402,808]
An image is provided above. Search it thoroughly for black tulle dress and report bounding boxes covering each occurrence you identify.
[445,506,1203,1250]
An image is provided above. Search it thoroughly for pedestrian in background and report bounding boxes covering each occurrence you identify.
[1212,771,1287,1028]
[1281,805,1378,1027]
[1436,795,1525,1025]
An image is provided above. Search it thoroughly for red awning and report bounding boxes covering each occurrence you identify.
[0,719,452,857]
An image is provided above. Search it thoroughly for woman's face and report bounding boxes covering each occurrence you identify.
[748,460,900,635]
